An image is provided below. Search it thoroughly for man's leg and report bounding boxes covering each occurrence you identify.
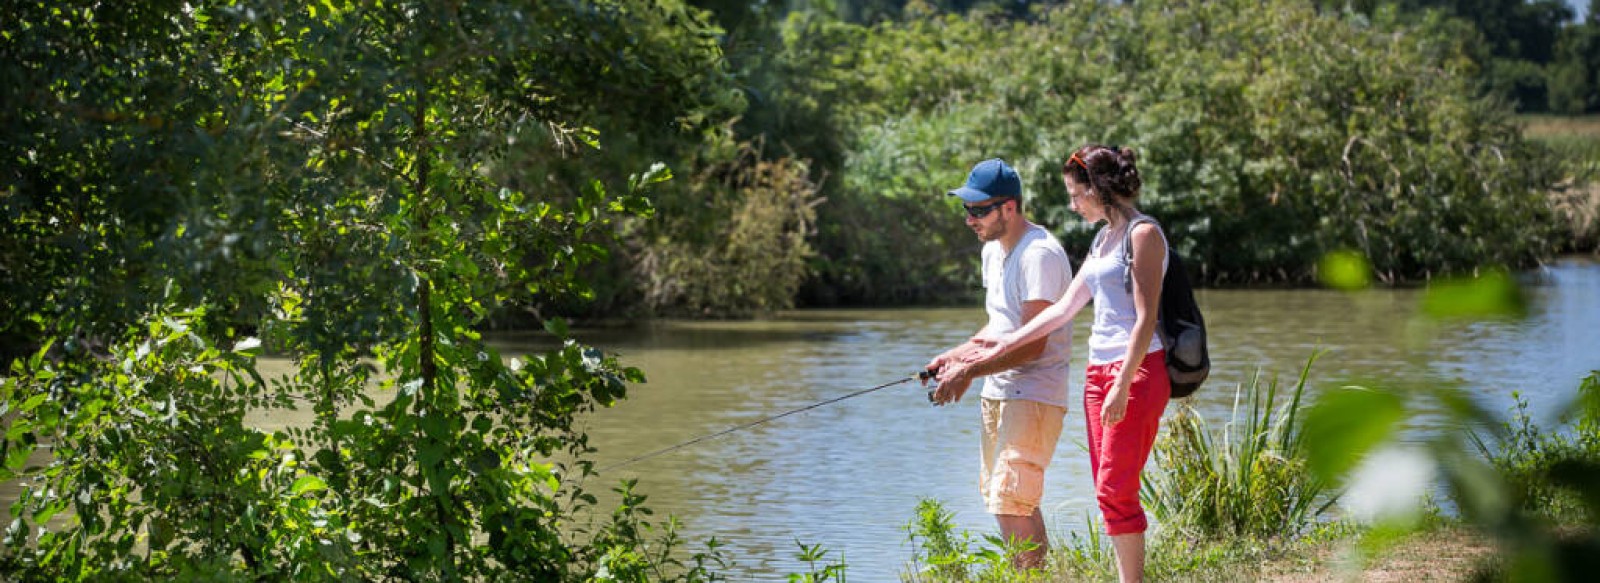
[996,508,1049,569]
[985,400,1063,571]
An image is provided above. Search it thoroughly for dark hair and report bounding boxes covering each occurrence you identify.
[1061,144,1141,212]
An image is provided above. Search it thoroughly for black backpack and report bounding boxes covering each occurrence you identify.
[1118,217,1210,398]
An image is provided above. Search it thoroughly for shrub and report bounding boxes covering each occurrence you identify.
[1475,372,1600,524]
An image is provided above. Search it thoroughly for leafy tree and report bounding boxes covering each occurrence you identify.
[1549,0,1600,113]
[2,0,734,579]
[1316,0,1577,111]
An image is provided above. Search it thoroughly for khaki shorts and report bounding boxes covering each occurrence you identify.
[980,398,1066,516]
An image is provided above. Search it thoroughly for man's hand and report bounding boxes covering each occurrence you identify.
[930,361,974,405]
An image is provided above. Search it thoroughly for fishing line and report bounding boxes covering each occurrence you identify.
[597,371,935,473]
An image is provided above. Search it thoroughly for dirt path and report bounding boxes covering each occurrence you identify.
[1262,526,1496,582]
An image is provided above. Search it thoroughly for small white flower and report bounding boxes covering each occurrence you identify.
[233,337,262,353]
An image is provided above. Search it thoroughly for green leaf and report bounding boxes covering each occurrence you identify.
[291,475,327,495]
[1302,386,1405,483]
[1420,269,1527,320]
[1317,250,1372,291]
[17,393,47,414]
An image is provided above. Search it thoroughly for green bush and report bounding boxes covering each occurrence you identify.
[755,0,1566,301]
[633,133,822,317]
[0,1,737,579]
[1476,373,1600,524]
[901,498,1032,582]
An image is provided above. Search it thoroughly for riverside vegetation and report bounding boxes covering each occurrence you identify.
[3,0,1600,581]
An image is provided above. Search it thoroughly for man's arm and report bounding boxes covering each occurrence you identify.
[929,299,1054,405]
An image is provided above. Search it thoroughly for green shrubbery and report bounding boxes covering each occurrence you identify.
[745,0,1568,303]
[1,1,739,578]
[1478,373,1600,525]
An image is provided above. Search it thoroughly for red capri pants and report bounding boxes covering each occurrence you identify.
[1084,349,1170,535]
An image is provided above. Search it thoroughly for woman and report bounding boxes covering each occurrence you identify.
[940,144,1169,582]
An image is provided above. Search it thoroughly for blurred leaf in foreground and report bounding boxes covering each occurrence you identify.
[1421,269,1527,320]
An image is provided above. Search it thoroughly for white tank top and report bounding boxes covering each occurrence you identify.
[1082,215,1167,365]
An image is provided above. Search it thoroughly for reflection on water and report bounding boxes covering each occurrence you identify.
[2,260,1596,580]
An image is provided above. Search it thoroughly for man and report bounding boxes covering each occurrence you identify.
[925,157,1072,570]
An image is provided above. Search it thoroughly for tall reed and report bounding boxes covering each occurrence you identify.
[1142,353,1336,540]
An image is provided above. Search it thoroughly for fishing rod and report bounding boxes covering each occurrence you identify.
[597,370,938,473]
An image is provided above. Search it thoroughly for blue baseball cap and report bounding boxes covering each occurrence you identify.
[948,158,1022,203]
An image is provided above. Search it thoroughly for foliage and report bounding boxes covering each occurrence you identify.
[633,133,822,317]
[1476,374,1600,524]
[740,0,1567,304]
[1053,513,1358,582]
[1051,513,1118,582]
[788,540,849,583]
[1,0,737,579]
[1144,355,1335,541]
[1521,114,1600,254]
[1549,6,1600,114]
[900,498,1034,582]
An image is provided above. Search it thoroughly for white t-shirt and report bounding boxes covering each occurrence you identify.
[979,223,1073,407]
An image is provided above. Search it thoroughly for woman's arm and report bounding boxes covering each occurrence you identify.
[939,264,1092,381]
[1100,222,1165,425]
[997,263,1092,351]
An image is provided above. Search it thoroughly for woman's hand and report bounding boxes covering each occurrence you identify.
[1101,377,1131,426]
[962,336,1012,368]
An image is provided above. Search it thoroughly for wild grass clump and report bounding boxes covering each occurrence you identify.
[1142,354,1336,541]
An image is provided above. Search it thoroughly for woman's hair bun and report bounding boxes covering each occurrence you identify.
[1117,146,1137,165]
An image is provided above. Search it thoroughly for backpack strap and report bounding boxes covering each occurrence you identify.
[1121,216,1160,294]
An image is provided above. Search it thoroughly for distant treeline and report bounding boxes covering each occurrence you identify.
[726,0,1600,114]
[549,0,1579,319]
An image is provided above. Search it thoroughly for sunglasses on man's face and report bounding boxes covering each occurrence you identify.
[963,199,1008,219]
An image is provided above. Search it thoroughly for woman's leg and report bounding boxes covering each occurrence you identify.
[1091,351,1170,583]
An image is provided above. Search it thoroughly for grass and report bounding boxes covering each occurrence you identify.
[1256,519,1497,582]
[1517,114,1600,141]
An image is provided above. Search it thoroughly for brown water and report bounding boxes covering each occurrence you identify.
[4,259,1597,580]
